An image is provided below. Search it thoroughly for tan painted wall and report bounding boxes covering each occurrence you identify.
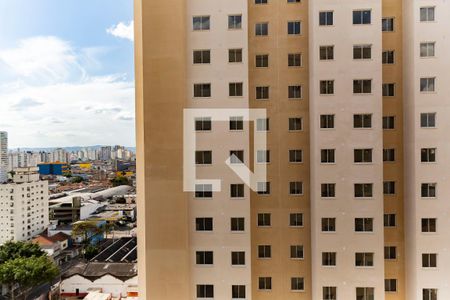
[382,1,405,300]
[135,0,190,299]
[248,0,311,299]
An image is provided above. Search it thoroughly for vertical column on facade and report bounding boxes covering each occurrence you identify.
[381,1,405,300]
[404,1,450,299]
[248,0,311,299]
[309,1,385,299]
[187,0,252,298]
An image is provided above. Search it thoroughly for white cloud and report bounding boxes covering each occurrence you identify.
[0,36,85,83]
[11,97,43,111]
[107,21,134,41]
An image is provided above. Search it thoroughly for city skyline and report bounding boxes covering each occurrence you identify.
[0,0,135,148]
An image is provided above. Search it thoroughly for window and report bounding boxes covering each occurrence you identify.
[258,213,271,227]
[384,181,395,195]
[289,150,303,163]
[196,151,212,165]
[421,148,436,162]
[193,50,211,64]
[421,183,436,198]
[231,251,245,265]
[353,45,371,59]
[257,182,270,195]
[383,116,395,129]
[322,252,336,266]
[196,218,213,231]
[291,278,304,291]
[321,183,336,198]
[230,184,244,198]
[420,77,435,92]
[231,217,245,231]
[290,213,303,227]
[382,50,395,64]
[355,253,374,267]
[383,148,395,162]
[320,46,334,60]
[382,18,394,32]
[385,279,397,292]
[193,16,210,30]
[194,83,211,97]
[420,42,435,57]
[256,54,269,67]
[229,116,244,130]
[422,253,437,268]
[229,49,243,63]
[290,245,304,259]
[288,53,302,66]
[229,82,243,97]
[256,86,269,100]
[422,218,437,233]
[423,289,438,300]
[255,0,267,4]
[259,277,272,290]
[288,85,302,99]
[289,182,303,195]
[384,214,396,227]
[196,251,213,265]
[353,79,372,94]
[197,285,214,298]
[255,23,268,36]
[288,21,301,35]
[421,113,436,128]
[322,218,336,232]
[354,149,372,163]
[353,10,371,25]
[232,285,246,299]
[230,150,244,164]
[289,118,303,131]
[354,183,373,198]
[319,11,333,26]
[195,184,213,198]
[323,287,337,300]
[385,246,397,259]
[320,80,334,94]
[321,149,335,163]
[355,218,373,232]
[420,7,435,22]
[354,114,372,128]
[356,287,374,300]
[195,117,212,131]
[257,150,270,163]
[228,15,242,29]
[320,115,335,129]
[383,83,395,96]
[258,245,271,258]
[256,118,269,131]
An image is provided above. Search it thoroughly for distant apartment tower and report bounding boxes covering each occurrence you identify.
[135,0,448,299]
[0,167,49,244]
[0,132,8,183]
[100,146,112,161]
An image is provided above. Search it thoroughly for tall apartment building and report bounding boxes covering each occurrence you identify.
[0,131,8,183]
[135,0,448,299]
[0,167,49,245]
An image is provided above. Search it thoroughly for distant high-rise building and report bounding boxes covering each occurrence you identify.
[0,132,7,183]
[100,146,112,161]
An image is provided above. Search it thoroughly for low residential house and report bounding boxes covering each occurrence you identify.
[32,232,77,265]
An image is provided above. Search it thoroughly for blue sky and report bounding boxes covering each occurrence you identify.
[0,0,135,148]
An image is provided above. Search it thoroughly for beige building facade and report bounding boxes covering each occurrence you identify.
[135,0,448,299]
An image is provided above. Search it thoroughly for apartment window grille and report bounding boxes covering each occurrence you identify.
[193,16,210,30]
[384,181,395,195]
[256,54,269,67]
[228,15,242,29]
[422,253,437,268]
[322,218,336,232]
[353,45,371,59]
[420,77,435,92]
[354,149,372,163]
[289,182,303,195]
[194,83,211,97]
[229,116,244,130]
[232,285,246,299]
[231,251,245,265]
[421,113,436,128]
[196,251,213,265]
[383,116,395,129]
[322,252,336,266]
[259,277,272,290]
[229,82,243,97]
[288,85,302,99]
[384,246,397,259]
[354,183,373,198]
[289,118,303,130]
[421,148,436,162]
[353,10,371,24]
[287,21,301,35]
[321,149,335,163]
[258,213,271,227]
[196,218,213,231]
[421,183,436,198]
[422,218,436,233]
[383,83,395,96]
[384,214,396,227]
[353,79,372,94]
[320,46,334,60]
[355,218,373,232]
[255,23,268,36]
[197,285,214,298]
[291,278,304,291]
[289,213,303,227]
[231,217,245,231]
[195,151,212,165]
[195,117,211,131]
[319,11,333,26]
[229,49,243,62]
[356,287,374,300]
[420,7,435,22]
[288,53,302,66]
[320,80,334,94]
[289,150,303,163]
[320,114,335,129]
[230,184,244,198]
[195,184,213,198]
[382,18,394,32]
[290,245,304,259]
[193,50,211,64]
[420,42,435,57]
[354,114,372,128]
[382,50,394,64]
[355,253,374,267]
[321,183,336,198]
[258,245,271,258]
[256,86,269,100]
[423,289,438,300]
[323,286,337,300]
[385,279,397,292]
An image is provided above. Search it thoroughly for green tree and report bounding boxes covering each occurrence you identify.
[110,176,130,187]
[84,245,99,260]
[0,241,45,263]
[70,176,84,183]
[72,221,99,244]
[0,244,59,300]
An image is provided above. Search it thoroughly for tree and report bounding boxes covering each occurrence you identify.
[70,176,84,183]
[0,243,59,300]
[84,245,99,260]
[110,176,130,187]
[0,241,45,263]
[72,221,100,244]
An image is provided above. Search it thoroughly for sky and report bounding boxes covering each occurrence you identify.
[0,0,135,148]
